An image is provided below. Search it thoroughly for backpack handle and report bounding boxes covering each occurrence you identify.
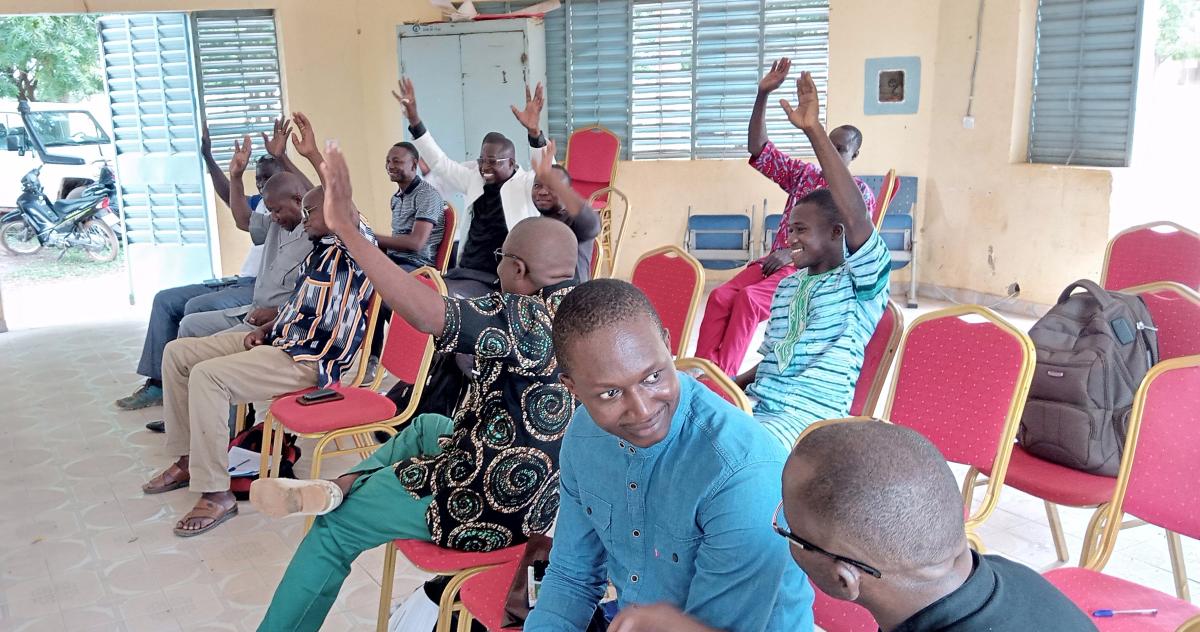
[1058,279,1115,308]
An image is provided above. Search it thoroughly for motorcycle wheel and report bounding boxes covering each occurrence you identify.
[0,219,42,255]
[78,219,119,262]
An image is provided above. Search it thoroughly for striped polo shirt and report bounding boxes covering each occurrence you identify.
[747,229,891,446]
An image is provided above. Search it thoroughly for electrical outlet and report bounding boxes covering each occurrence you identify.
[962,116,975,129]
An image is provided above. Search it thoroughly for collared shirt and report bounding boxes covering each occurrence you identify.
[751,140,876,256]
[268,220,376,387]
[248,212,312,309]
[388,174,446,268]
[894,552,1096,631]
[526,375,814,632]
[396,280,576,551]
[238,195,266,277]
[749,230,891,445]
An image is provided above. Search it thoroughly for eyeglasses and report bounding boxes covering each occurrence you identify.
[476,157,512,168]
[493,248,525,266]
[771,501,883,579]
[300,204,319,221]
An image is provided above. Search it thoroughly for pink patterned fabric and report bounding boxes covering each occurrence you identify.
[631,249,700,357]
[750,141,876,255]
[460,559,524,631]
[394,539,526,573]
[812,584,877,632]
[1119,365,1200,539]
[1135,286,1200,361]
[1104,224,1200,291]
[849,302,899,416]
[888,313,1028,469]
[1044,567,1199,631]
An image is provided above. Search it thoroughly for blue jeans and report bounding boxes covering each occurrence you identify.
[135,277,255,381]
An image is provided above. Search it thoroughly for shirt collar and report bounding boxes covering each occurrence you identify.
[620,372,691,459]
[397,175,422,196]
[892,551,993,632]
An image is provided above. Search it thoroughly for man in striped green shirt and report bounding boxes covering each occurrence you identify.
[736,70,892,447]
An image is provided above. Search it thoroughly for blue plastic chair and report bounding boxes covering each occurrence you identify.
[686,208,752,270]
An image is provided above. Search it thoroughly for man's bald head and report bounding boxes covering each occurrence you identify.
[301,185,324,210]
[503,217,578,288]
[263,171,306,198]
[785,421,965,570]
[262,172,307,232]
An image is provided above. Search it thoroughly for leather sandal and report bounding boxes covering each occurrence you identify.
[173,498,238,537]
[142,463,190,494]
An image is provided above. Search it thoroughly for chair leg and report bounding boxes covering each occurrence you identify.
[258,414,275,478]
[456,605,474,632]
[966,530,986,553]
[961,467,981,509]
[376,544,398,632]
[302,435,331,535]
[1044,501,1070,563]
[234,403,247,435]
[1167,530,1192,601]
[269,417,285,480]
[1080,505,1114,569]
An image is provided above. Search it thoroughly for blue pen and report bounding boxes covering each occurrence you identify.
[229,458,252,473]
[1092,608,1157,618]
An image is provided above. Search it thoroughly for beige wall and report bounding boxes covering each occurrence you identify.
[3,0,1121,303]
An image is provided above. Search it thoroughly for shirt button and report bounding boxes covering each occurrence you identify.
[628,447,635,454]
[672,553,679,562]
[631,574,639,583]
[632,530,640,537]
[586,507,592,515]
[629,482,637,490]
[619,441,625,448]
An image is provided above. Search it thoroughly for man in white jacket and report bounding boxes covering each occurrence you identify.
[394,77,550,297]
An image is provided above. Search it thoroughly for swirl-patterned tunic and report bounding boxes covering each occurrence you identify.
[396,280,576,551]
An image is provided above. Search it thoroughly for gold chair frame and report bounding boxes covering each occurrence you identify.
[436,203,458,274]
[631,245,705,358]
[873,168,898,231]
[586,186,631,279]
[674,357,752,413]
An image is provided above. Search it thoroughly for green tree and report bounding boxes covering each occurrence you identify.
[0,15,103,102]
[1158,0,1200,63]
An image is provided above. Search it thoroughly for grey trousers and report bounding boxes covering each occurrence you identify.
[135,278,255,381]
[178,308,251,338]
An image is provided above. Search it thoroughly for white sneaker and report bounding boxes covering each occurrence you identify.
[250,478,343,519]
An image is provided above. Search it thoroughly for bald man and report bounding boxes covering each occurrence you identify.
[252,145,579,632]
[141,181,378,539]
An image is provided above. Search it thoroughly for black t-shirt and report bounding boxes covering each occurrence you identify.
[893,552,1096,632]
[457,181,509,275]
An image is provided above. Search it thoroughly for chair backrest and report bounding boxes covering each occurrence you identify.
[1086,356,1200,570]
[685,211,752,270]
[675,357,751,412]
[435,203,457,273]
[585,186,631,278]
[1127,282,1200,361]
[882,306,1035,528]
[589,240,604,280]
[849,300,904,417]
[1102,221,1200,291]
[763,212,784,254]
[565,125,621,206]
[631,245,704,357]
[375,268,447,418]
[871,168,899,230]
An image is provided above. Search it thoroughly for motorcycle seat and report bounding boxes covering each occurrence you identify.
[52,196,101,217]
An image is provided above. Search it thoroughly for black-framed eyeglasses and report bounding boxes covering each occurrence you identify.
[493,248,524,266]
[300,204,319,221]
[771,501,882,579]
[476,157,512,168]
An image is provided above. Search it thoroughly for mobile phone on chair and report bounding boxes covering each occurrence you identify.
[296,388,344,406]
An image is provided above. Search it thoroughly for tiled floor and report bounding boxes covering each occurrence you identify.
[1,300,1196,631]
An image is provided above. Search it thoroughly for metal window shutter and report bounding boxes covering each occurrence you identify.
[1028,0,1144,167]
[192,11,284,166]
[631,0,695,159]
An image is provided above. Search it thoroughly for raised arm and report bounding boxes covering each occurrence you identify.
[262,117,314,190]
[749,57,791,159]
[226,135,255,232]
[532,139,600,241]
[782,71,872,252]
[289,112,325,186]
[511,82,548,148]
[200,127,232,206]
[394,77,475,193]
[320,141,447,336]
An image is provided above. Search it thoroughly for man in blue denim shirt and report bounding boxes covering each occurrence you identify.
[525,279,813,632]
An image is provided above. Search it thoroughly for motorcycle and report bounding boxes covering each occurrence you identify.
[0,163,120,262]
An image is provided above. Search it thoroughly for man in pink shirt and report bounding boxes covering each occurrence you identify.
[695,57,876,376]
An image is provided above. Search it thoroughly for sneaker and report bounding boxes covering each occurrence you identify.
[250,478,343,519]
[115,384,163,410]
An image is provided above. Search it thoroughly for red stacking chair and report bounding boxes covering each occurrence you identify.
[848,300,904,417]
[1101,221,1200,291]
[457,558,524,631]
[871,169,899,230]
[1043,356,1200,629]
[675,357,751,412]
[630,245,704,357]
[258,269,446,512]
[377,540,527,632]
[435,203,458,274]
[589,240,603,280]
[970,282,1200,565]
[586,186,631,279]
[564,125,620,207]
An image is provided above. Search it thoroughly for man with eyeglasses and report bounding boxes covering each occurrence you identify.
[524,279,813,632]
[395,77,553,297]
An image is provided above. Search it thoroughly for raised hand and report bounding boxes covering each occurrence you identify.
[290,111,319,159]
[780,71,821,131]
[531,138,557,182]
[229,134,252,178]
[759,57,791,94]
[318,140,360,236]
[200,126,213,157]
[262,117,292,158]
[510,82,544,135]
[391,77,420,125]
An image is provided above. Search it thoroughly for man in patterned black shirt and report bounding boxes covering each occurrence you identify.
[253,143,580,632]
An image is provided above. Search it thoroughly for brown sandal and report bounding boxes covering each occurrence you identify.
[142,463,190,494]
[173,498,238,537]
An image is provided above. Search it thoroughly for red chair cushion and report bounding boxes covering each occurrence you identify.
[269,386,397,433]
[980,445,1116,507]
[459,559,524,631]
[813,583,876,632]
[850,304,897,416]
[1043,567,1200,631]
[394,539,526,573]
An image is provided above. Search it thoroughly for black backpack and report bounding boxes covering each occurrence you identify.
[1018,280,1158,476]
